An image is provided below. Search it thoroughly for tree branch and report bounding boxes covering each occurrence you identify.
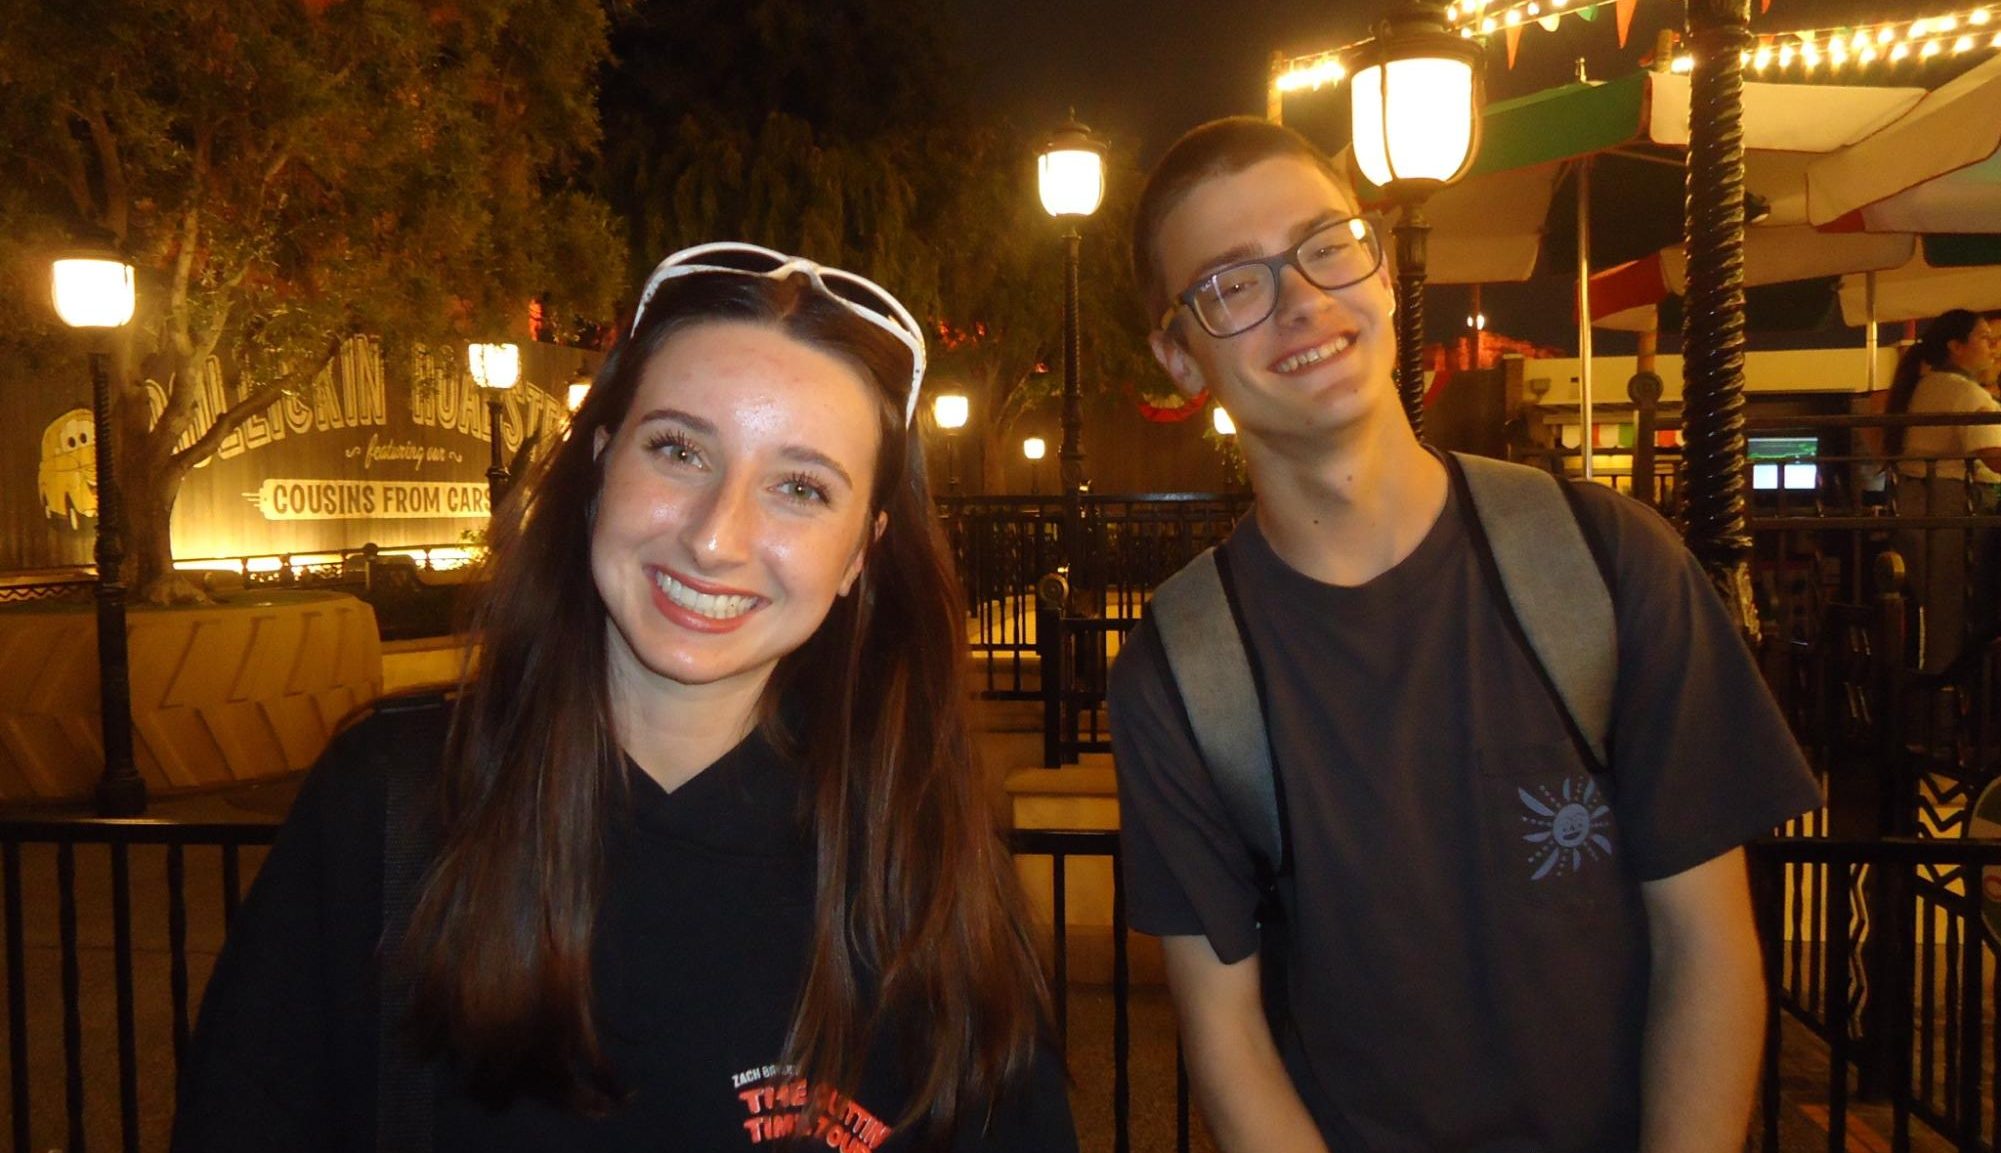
[992,339,1054,429]
[48,104,94,221]
[167,125,212,356]
[82,97,128,242]
[169,336,341,473]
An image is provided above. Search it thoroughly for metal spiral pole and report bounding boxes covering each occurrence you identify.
[1394,201,1430,438]
[1680,0,1759,641]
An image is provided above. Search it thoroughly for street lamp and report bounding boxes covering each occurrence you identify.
[1022,436,1047,494]
[932,391,970,494]
[51,253,145,816]
[468,342,520,515]
[1350,0,1485,436]
[1038,113,1106,599]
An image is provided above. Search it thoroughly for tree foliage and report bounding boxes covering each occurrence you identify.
[0,0,625,597]
[594,0,1161,487]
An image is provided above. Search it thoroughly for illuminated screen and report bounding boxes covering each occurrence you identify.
[1747,436,1819,492]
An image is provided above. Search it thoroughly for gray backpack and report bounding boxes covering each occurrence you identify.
[1145,451,1617,1020]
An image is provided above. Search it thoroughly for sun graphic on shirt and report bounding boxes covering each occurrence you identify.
[1518,775,1614,881]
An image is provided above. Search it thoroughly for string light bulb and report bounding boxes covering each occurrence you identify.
[1341,1,1997,86]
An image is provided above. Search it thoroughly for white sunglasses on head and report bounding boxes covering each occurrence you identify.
[632,242,928,426]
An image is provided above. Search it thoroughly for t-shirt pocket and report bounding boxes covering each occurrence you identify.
[1477,740,1625,912]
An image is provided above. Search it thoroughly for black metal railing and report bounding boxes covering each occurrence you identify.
[23,810,2001,1151]
[1036,602,1137,768]
[936,494,1247,700]
[1749,836,2001,1153]
[169,542,476,589]
[0,817,274,1153]
[0,816,1179,1153]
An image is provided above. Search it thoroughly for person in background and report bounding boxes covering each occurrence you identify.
[173,244,1078,1152]
[1980,311,2001,402]
[1884,309,2001,670]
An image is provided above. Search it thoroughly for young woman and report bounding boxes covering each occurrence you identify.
[172,245,1077,1151]
[1884,309,2001,670]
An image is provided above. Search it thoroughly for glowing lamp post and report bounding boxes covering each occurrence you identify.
[1038,114,1106,597]
[1350,0,1484,435]
[468,343,521,515]
[51,253,145,816]
[932,392,970,494]
[1022,436,1047,494]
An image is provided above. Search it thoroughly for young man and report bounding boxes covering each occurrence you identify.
[1109,117,1821,1153]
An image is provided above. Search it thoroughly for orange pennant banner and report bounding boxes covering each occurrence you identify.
[1506,24,1523,67]
[1615,0,1639,47]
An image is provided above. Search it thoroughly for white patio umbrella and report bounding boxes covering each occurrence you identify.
[1809,55,2001,234]
[1837,246,2001,325]
[1378,67,1929,465]
[1588,57,2001,385]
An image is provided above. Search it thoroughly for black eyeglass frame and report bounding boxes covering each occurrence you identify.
[1157,216,1387,339]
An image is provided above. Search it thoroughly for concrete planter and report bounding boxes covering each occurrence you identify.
[0,590,382,802]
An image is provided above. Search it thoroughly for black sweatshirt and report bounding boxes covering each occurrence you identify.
[171,700,1077,1152]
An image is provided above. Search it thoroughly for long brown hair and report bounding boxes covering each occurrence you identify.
[401,271,1050,1136]
[1884,309,1984,456]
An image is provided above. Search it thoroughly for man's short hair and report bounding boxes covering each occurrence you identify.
[1131,117,1354,324]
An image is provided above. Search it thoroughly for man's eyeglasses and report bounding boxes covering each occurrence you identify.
[1159,217,1385,340]
[633,242,928,425]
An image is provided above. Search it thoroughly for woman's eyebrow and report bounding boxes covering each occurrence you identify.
[779,446,855,492]
[633,407,716,436]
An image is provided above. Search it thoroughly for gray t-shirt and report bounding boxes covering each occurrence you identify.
[1110,475,1821,1152]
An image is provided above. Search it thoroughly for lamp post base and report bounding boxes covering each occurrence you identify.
[96,773,148,818]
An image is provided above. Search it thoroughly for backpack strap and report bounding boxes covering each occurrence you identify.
[1450,451,1617,772]
[372,693,448,1153]
[1148,546,1294,1031]
[1149,548,1284,877]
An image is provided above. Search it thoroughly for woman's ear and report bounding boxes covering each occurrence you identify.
[839,511,888,597]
